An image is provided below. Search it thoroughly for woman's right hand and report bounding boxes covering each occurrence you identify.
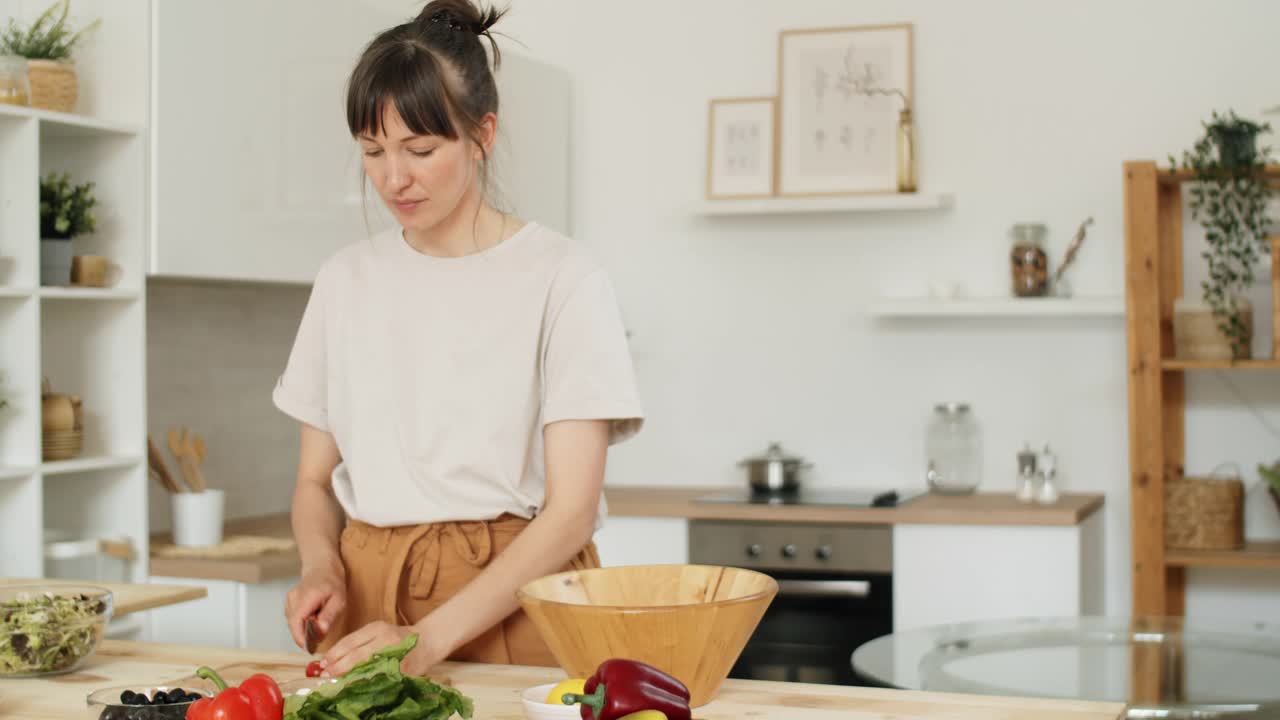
[286,565,347,651]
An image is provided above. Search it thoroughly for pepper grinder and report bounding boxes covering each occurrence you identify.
[1016,444,1038,503]
[1037,445,1060,504]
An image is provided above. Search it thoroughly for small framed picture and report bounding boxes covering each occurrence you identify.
[777,23,913,196]
[706,97,776,199]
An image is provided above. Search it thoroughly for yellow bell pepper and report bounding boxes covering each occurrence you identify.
[618,712,668,720]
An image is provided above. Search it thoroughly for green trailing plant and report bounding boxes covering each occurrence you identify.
[1169,110,1276,357]
[39,171,96,240]
[0,0,99,61]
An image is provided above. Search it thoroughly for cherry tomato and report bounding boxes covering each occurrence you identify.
[305,661,323,678]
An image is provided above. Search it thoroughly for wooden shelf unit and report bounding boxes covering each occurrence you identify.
[1124,160,1280,617]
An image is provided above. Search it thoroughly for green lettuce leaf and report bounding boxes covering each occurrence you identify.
[283,634,473,720]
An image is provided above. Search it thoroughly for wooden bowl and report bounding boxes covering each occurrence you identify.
[517,564,776,707]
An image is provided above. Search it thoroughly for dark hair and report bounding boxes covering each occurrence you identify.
[346,0,506,153]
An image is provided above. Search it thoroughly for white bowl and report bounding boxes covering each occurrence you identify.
[521,683,581,720]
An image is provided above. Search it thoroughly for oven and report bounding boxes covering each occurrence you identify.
[688,519,893,686]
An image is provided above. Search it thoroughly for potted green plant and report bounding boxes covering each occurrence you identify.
[40,171,96,286]
[0,0,99,113]
[1258,462,1280,516]
[1169,110,1276,360]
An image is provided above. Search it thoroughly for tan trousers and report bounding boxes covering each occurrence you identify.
[325,513,599,666]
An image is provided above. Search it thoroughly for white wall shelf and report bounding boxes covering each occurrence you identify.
[0,0,150,584]
[0,466,34,480]
[42,455,144,476]
[870,296,1125,318]
[0,104,142,138]
[694,192,954,216]
[40,288,141,301]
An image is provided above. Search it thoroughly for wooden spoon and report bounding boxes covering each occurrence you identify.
[184,428,208,492]
[167,427,198,492]
[148,435,181,493]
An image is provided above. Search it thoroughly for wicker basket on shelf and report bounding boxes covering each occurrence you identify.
[26,60,77,113]
[1165,466,1244,550]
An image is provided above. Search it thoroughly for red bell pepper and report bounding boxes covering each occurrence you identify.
[186,666,283,720]
[562,659,692,720]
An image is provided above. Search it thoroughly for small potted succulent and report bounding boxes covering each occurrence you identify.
[1259,462,1280,517]
[39,171,96,286]
[0,0,99,113]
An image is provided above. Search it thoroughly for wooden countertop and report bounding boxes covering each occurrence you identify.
[9,639,1126,720]
[149,514,300,584]
[0,578,206,617]
[147,489,1103,585]
[606,487,1105,526]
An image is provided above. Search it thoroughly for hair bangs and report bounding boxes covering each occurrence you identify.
[346,41,460,141]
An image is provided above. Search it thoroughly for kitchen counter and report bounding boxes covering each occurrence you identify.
[0,578,206,617]
[12,639,1126,720]
[149,514,299,584]
[606,486,1104,526]
[149,489,1104,584]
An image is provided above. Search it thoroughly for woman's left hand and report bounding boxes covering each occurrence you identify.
[319,620,446,677]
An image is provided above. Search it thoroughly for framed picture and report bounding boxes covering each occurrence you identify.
[777,23,913,196]
[706,97,776,199]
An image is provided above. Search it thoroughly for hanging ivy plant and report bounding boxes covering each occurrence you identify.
[1169,109,1276,357]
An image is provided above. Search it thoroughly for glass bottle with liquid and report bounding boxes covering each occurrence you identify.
[0,56,30,107]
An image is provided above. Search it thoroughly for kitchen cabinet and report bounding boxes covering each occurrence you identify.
[594,517,689,567]
[150,1,571,285]
[892,511,1106,631]
[147,575,299,653]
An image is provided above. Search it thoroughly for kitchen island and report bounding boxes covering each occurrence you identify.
[13,639,1126,720]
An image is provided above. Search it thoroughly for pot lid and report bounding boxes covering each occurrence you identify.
[741,441,804,465]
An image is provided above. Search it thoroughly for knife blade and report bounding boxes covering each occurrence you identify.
[304,615,322,654]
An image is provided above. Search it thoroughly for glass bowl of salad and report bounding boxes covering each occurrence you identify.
[0,584,113,677]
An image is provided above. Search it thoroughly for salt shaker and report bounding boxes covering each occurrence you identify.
[1015,444,1038,503]
[1037,445,1060,504]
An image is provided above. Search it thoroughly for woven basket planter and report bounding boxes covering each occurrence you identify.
[1165,472,1244,550]
[26,59,77,113]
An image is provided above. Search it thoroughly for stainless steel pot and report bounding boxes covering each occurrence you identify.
[740,442,811,493]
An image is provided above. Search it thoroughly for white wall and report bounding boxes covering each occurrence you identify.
[475,0,1280,619]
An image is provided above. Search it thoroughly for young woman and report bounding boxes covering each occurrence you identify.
[273,0,642,677]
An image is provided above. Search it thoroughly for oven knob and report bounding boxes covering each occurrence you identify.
[745,543,762,558]
[816,545,832,561]
[781,544,797,559]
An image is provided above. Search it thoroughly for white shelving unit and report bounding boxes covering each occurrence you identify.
[693,192,954,216]
[0,0,150,583]
[869,296,1125,318]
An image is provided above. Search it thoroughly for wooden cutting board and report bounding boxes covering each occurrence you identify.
[3,640,1126,720]
[0,578,206,617]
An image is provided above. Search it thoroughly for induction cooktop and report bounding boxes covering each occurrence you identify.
[693,487,924,508]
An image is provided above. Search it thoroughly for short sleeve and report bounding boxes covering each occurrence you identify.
[273,271,330,432]
[542,270,644,444]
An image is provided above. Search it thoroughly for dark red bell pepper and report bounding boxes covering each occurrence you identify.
[186,666,282,720]
[561,659,691,720]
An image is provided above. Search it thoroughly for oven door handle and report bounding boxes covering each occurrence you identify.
[776,579,870,598]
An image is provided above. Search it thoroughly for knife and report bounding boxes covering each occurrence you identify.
[304,614,323,654]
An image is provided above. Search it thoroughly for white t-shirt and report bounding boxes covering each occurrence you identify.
[272,221,643,527]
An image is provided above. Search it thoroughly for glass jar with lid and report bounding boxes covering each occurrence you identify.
[925,402,982,494]
[1009,223,1049,297]
[0,55,30,107]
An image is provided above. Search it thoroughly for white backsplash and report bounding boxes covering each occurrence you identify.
[146,279,310,531]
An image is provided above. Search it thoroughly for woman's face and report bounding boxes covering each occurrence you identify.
[356,104,484,232]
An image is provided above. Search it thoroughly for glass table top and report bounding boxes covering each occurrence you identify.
[851,616,1280,718]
